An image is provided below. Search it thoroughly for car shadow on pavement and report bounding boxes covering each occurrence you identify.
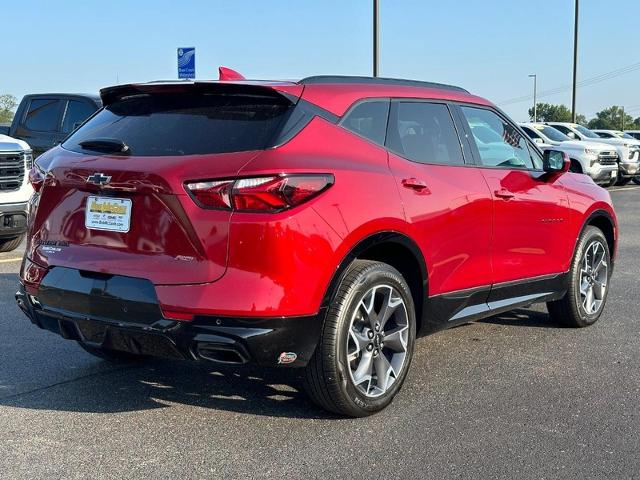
[480,308,563,328]
[0,356,340,419]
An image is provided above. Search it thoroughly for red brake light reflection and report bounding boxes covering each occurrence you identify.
[28,167,45,193]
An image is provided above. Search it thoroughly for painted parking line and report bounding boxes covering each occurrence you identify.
[0,258,22,264]
[608,186,640,192]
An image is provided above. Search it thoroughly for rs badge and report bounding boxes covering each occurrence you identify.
[277,352,297,365]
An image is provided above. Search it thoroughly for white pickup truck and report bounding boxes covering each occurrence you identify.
[0,134,33,252]
[546,122,640,185]
[519,123,619,186]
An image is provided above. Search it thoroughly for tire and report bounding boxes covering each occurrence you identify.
[304,260,416,417]
[616,177,631,186]
[0,235,24,253]
[632,176,640,186]
[77,342,148,363]
[605,177,617,188]
[547,226,611,327]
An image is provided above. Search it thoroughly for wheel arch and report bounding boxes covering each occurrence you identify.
[569,158,584,173]
[320,231,428,334]
[579,209,617,264]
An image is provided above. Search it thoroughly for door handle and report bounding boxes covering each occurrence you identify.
[494,188,515,199]
[402,178,428,191]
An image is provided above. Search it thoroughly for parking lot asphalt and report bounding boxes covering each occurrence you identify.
[1,186,639,479]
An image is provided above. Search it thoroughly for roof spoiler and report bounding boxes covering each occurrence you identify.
[100,81,303,107]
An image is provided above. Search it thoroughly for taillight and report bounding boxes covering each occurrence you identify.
[186,174,334,213]
[29,166,45,193]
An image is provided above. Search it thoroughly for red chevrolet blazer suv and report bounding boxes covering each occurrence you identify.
[17,74,617,416]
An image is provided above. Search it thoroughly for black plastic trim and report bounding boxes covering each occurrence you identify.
[271,98,339,147]
[577,209,617,266]
[320,231,429,334]
[19,266,326,367]
[425,272,569,330]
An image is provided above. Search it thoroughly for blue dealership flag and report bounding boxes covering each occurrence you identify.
[177,47,196,79]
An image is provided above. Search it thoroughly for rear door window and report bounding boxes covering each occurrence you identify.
[62,100,97,133]
[386,102,464,165]
[63,92,293,156]
[340,100,389,145]
[23,99,62,132]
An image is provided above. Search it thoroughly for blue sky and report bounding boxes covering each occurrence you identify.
[3,0,639,121]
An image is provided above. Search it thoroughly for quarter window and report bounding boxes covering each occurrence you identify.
[386,102,464,165]
[341,100,389,145]
[461,107,534,169]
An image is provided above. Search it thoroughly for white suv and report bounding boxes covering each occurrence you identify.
[547,122,640,185]
[592,129,639,141]
[520,123,619,186]
[624,130,640,141]
[0,134,33,252]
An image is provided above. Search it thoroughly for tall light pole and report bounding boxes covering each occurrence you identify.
[571,0,579,122]
[373,0,379,77]
[529,74,537,122]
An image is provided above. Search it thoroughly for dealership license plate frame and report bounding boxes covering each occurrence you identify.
[85,196,132,233]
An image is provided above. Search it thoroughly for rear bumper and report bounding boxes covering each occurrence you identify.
[0,202,28,239]
[15,279,324,368]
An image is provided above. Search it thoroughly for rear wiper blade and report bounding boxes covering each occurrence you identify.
[78,138,130,154]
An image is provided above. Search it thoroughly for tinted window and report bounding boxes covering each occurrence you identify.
[521,126,542,140]
[551,124,578,139]
[536,125,570,142]
[24,99,61,132]
[62,100,97,133]
[574,125,601,138]
[341,100,389,145]
[596,131,614,138]
[386,102,463,165]
[63,92,293,156]
[461,107,534,169]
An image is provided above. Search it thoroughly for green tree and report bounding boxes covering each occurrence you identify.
[587,106,635,130]
[528,103,574,122]
[0,94,17,123]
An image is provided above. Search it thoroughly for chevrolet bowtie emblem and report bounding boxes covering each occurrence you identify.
[87,173,112,185]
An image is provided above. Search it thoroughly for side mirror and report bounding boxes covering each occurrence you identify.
[566,132,577,140]
[533,137,544,145]
[543,150,570,173]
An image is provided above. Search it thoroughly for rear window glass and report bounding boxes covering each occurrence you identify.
[63,93,293,156]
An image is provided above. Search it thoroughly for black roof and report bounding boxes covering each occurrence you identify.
[299,75,468,93]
